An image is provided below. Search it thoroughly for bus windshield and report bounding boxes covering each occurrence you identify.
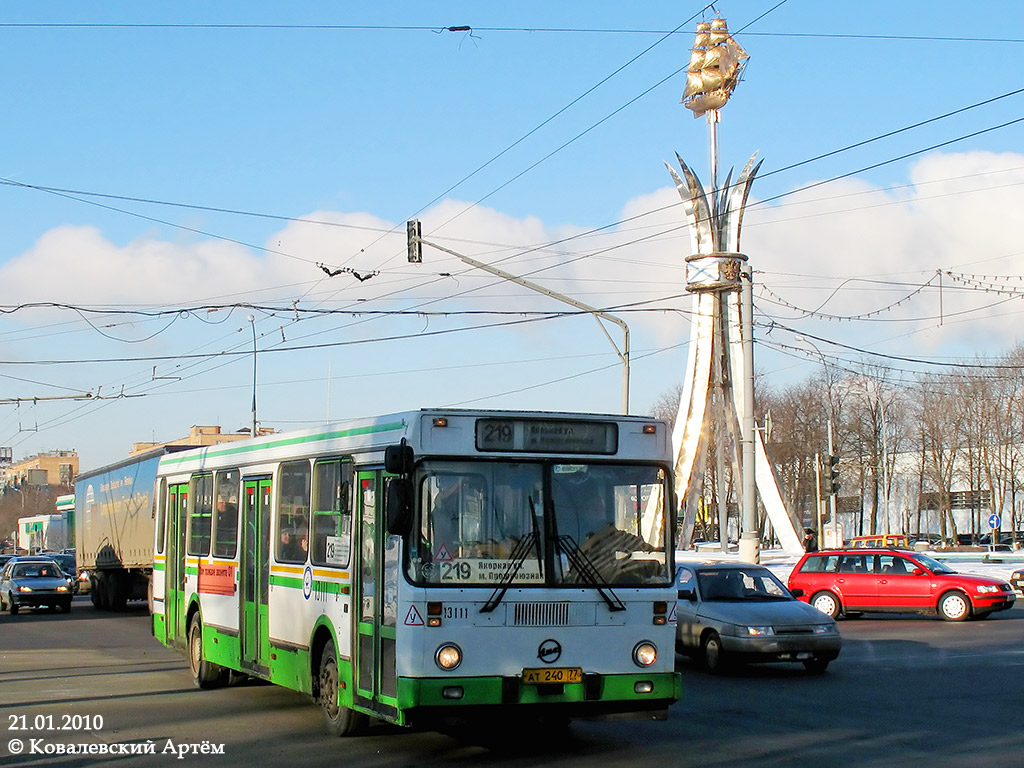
[406,460,671,587]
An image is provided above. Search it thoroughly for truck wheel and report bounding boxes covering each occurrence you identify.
[188,615,226,689]
[319,640,366,736]
[108,573,128,610]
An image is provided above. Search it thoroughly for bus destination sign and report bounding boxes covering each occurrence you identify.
[475,418,617,454]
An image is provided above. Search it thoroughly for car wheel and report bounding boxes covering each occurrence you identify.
[938,590,971,621]
[811,591,841,619]
[319,639,367,736]
[61,600,72,614]
[9,602,18,616]
[701,631,729,673]
[188,615,227,688]
[802,658,830,674]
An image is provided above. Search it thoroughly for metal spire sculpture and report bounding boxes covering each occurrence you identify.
[668,17,802,559]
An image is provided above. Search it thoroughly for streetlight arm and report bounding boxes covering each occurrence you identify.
[420,237,630,414]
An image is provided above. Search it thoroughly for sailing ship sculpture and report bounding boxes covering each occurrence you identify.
[681,17,750,119]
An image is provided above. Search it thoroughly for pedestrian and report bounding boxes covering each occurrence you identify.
[803,527,819,553]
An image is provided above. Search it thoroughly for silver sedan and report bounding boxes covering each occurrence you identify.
[676,561,841,673]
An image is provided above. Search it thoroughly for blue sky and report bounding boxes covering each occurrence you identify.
[2,1,1024,470]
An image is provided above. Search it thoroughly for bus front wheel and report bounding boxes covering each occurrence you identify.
[318,640,366,737]
[188,615,226,689]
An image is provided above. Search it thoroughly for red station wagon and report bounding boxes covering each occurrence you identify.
[787,549,1016,621]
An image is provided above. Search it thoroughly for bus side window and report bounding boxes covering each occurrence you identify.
[311,458,353,567]
[278,460,311,563]
[188,474,213,556]
[212,469,240,558]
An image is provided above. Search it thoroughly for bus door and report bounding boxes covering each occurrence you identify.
[240,477,272,674]
[164,483,189,649]
[354,471,399,717]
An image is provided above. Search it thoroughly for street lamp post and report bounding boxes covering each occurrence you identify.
[798,336,839,549]
[248,315,258,438]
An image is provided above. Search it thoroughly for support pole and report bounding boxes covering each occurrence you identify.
[739,266,759,563]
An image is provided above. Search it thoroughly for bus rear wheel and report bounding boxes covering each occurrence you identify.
[188,615,227,689]
[319,640,366,737]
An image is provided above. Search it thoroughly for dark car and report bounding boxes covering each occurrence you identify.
[788,549,1015,621]
[676,561,841,673]
[0,558,73,614]
[47,553,79,593]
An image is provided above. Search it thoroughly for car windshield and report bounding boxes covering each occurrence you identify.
[911,552,956,574]
[697,566,792,601]
[406,459,672,587]
[12,562,60,578]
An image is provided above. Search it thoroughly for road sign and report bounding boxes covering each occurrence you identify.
[988,513,1001,530]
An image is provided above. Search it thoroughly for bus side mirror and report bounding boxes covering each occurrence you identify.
[386,479,413,536]
[385,441,414,475]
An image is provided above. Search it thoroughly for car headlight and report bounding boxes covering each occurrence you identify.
[633,641,658,667]
[812,624,834,634]
[434,643,462,671]
[976,585,1000,594]
[17,586,33,593]
[745,626,775,637]
[57,585,68,592]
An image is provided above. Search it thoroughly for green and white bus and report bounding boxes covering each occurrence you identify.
[152,409,681,734]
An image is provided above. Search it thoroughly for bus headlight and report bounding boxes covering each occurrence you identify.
[633,641,657,667]
[435,643,462,671]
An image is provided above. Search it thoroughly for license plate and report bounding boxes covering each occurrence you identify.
[522,667,583,684]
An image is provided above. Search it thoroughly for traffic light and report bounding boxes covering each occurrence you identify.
[407,219,422,263]
[829,455,840,495]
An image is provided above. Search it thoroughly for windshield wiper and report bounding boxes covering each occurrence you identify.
[480,508,543,613]
[556,535,626,612]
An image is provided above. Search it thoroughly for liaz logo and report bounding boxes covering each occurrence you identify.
[537,639,562,664]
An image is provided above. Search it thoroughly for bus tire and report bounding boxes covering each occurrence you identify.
[319,640,366,737]
[188,615,226,689]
